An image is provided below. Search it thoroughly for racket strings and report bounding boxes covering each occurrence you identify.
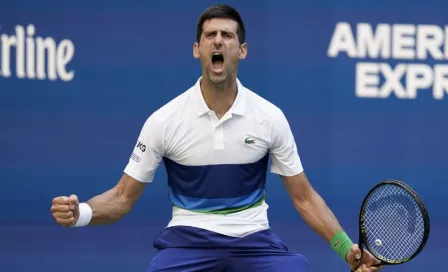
[363,184,425,261]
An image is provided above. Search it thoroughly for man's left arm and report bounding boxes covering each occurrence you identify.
[281,172,343,244]
[268,109,382,272]
[281,172,382,272]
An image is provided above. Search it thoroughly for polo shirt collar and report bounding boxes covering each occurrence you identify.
[195,77,247,117]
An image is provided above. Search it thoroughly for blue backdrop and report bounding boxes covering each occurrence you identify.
[1,0,446,271]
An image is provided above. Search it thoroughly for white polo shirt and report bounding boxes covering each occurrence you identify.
[124,77,303,238]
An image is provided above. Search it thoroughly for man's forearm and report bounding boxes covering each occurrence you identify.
[292,188,344,242]
[282,173,354,262]
[85,186,133,225]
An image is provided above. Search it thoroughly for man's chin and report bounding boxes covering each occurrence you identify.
[208,73,227,85]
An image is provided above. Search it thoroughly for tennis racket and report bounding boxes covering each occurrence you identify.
[352,179,430,271]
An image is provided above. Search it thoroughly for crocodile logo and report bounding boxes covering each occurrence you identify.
[245,137,255,144]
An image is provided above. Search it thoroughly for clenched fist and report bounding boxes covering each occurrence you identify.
[51,194,80,227]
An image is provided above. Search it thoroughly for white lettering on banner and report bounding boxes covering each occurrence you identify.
[0,24,75,81]
[328,22,448,100]
[357,23,391,59]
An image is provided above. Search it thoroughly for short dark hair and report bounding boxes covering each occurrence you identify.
[196,4,246,44]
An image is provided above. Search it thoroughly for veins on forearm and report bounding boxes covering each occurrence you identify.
[86,186,132,225]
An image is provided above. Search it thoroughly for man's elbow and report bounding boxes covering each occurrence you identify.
[115,187,137,216]
[291,188,319,213]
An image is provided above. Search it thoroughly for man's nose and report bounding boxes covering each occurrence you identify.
[213,34,223,48]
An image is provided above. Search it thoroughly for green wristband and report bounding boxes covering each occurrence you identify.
[330,231,353,261]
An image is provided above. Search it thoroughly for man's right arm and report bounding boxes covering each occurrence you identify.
[51,113,165,227]
[85,173,146,225]
[51,173,146,227]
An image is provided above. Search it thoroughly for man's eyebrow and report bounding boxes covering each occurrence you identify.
[204,29,236,34]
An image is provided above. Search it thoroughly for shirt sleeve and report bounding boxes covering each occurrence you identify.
[269,109,304,177]
[123,114,164,183]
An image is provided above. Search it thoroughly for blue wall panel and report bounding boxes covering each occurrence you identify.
[1,0,446,271]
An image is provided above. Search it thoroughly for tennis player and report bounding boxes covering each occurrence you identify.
[50,4,382,272]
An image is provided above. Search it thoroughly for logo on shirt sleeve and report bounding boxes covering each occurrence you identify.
[131,153,141,162]
[136,141,146,152]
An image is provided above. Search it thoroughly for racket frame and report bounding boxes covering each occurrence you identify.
[355,179,430,268]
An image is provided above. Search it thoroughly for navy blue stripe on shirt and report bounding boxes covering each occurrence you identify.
[163,153,269,199]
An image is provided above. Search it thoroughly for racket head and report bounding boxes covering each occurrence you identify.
[358,179,430,265]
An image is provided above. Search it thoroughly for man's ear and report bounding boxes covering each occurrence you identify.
[239,43,248,60]
[193,42,200,59]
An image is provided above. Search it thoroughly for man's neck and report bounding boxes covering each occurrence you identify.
[200,76,238,119]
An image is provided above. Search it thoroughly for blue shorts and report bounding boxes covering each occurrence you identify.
[146,226,308,272]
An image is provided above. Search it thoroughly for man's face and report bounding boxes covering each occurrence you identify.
[193,18,247,85]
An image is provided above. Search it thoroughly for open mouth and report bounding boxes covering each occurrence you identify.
[211,52,224,70]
